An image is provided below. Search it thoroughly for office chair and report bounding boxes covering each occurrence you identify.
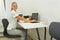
[32,13,38,23]
[49,22,60,40]
[2,19,21,38]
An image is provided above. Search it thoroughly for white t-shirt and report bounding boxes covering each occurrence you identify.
[7,10,19,30]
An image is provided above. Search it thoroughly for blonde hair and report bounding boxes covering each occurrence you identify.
[11,2,17,11]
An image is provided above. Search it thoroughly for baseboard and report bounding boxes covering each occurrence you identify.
[0,32,3,37]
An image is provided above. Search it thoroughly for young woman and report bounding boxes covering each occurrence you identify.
[7,2,26,40]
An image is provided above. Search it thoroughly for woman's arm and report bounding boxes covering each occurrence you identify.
[30,20,37,22]
[22,16,28,22]
[27,19,37,23]
[16,16,21,20]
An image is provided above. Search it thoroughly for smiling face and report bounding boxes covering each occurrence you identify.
[11,2,18,11]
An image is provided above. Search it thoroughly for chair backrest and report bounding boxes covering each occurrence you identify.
[2,19,9,31]
[49,22,60,40]
[32,13,38,20]
[2,19,9,35]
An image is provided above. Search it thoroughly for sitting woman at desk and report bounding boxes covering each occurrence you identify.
[7,2,37,40]
[7,2,26,40]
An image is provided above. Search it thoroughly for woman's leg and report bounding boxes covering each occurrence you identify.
[7,29,26,40]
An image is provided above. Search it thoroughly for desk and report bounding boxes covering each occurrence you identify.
[18,22,48,40]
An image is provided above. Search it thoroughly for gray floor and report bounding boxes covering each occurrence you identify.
[0,27,56,40]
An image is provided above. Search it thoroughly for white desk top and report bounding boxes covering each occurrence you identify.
[18,22,48,29]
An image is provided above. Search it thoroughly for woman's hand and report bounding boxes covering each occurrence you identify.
[16,16,21,20]
[30,20,37,23]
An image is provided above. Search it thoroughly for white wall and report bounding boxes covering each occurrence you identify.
[5,0,60,22]
[0,0,6,32]
[0,0,6,19]
[48,0,60,22]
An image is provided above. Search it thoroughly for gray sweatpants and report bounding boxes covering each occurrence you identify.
[7,29,26,40]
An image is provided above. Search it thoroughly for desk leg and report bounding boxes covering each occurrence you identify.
[44,27,46,40]
[36,28,40,40]
[25,29,28,40]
